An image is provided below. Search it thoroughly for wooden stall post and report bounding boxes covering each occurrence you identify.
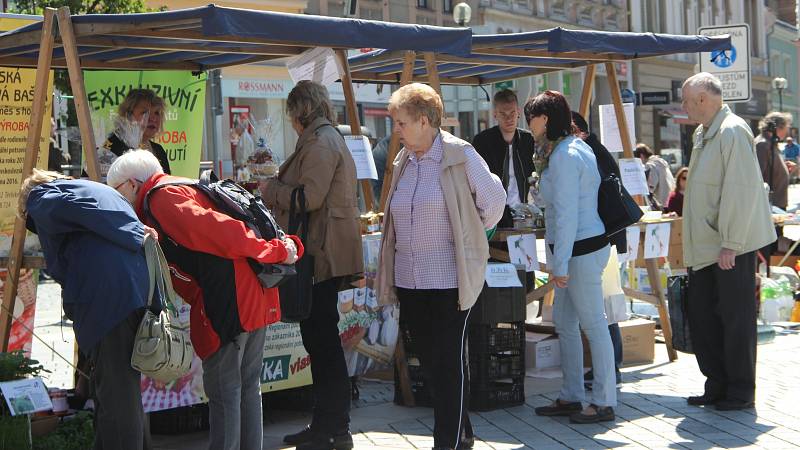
[578,64,596,119]
[604,62,633,159]
[605,62,677,362]
[423,52,442,98]
[58,7,100,181]
[335,50,375,212]
[0,9,57,351]
[378,50,416,212]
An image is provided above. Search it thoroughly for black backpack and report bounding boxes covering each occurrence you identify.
[142,170,296,288]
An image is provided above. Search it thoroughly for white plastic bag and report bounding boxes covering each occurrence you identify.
[602,247,629,324]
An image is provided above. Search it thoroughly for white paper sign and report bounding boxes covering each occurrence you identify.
[0,378,53,416]
[485,263,523,288]
[506,234,539,272]
[619,226,641,263]
[344,135,378,180]
[286,47,344,86]
[644,223,671,259]
[618,158,650,196]
[599,103,636,153]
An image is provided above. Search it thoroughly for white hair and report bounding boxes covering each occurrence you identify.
[683,72,723,97]
[107,149,164,188]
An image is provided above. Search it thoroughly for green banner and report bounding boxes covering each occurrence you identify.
[83,70,206,178]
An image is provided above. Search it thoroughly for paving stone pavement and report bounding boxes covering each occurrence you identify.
[31,281,800,449]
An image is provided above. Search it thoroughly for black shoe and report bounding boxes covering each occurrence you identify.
[569,404,615,424]
[715,399,755,411]
[284,425,315,445]
[687,394,722,406]
[534,399,583,416]
[295,431,354,450]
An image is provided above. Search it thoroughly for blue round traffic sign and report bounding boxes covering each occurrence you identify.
[711,46,736,68]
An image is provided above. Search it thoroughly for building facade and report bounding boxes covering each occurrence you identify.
[307,0,628,141]
[631,0,771,169]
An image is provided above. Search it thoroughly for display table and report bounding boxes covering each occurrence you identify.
[491,218,681,362]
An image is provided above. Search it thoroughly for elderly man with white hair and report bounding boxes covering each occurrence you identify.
[680,72,776,411]
[107,150,302,450]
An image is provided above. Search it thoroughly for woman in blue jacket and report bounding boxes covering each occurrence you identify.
[19,169,155,450]
[525,91,617,424]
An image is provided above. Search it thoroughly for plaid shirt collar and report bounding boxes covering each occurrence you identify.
[408,132,443,163]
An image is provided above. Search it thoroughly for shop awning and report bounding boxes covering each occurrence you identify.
[0,4,473,70]
[348,27,732,85]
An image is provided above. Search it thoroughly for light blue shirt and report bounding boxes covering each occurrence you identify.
[539,136,606,277]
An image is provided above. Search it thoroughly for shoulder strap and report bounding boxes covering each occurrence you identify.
[143,234,178,312]
[142,178,200,233]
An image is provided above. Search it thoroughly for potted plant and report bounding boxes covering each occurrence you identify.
[0,351,49,450]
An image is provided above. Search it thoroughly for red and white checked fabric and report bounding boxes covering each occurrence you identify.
[390,133,505,290]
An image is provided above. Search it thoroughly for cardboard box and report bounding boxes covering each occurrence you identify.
[525,332,560,369]
[584,319,656,366]
[528,319,655,367]
[620,318,656,364]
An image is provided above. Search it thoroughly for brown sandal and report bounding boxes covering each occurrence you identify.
[534,399,583,416]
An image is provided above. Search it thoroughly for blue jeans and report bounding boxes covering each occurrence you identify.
[554,245,617,407]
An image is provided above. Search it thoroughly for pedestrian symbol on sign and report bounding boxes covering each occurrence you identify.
[711,46,736,68]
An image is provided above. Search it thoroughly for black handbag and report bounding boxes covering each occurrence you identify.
[597,166,644,237]
[667,275,693,354]
[278,186,314,323]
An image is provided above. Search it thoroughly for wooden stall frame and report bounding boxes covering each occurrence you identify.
[335,49,375,211]
[0,9,57,350]
[0,12,425,411]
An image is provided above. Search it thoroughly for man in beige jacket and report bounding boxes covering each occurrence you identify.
[681,72,776,411]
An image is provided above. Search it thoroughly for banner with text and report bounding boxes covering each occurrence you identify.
[83,71,206,178]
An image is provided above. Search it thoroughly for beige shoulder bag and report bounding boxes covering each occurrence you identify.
[131,234,194,382]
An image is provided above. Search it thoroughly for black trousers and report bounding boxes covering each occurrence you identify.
[300,276,351,434]
[398,288,473,449]
[688,252,757,402]
[89,308,151,450]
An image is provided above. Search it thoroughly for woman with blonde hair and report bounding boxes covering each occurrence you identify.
[101,88,171,173]
[260,80,363,450]
[19,169,156,449]
[376,83,506,450]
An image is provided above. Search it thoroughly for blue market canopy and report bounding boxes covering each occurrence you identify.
[0,4,472,70]
[349,27,732,85]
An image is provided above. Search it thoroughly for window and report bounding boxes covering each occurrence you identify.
[550,0,567,19]
[443,0,453,12]
[417,0,428,9]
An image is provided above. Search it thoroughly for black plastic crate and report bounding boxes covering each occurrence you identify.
[263,385,313,412]
[470,267,526,324]
[149,404,210,434]
[468,322,525,354]
[469,350,524,381]
[393,366,432,407]
[469,377,525,412]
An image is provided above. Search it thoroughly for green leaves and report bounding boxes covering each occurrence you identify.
[0,351,50,383]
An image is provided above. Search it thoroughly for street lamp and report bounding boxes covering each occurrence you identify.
[773,77,788,112]
[453,2,471,27]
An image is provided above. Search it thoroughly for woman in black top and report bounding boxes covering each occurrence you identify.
[101,89,171,174]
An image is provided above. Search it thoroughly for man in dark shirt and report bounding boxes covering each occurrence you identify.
[473,89,535,228]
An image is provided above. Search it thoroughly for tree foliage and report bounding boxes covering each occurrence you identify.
[11,0,150,15]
